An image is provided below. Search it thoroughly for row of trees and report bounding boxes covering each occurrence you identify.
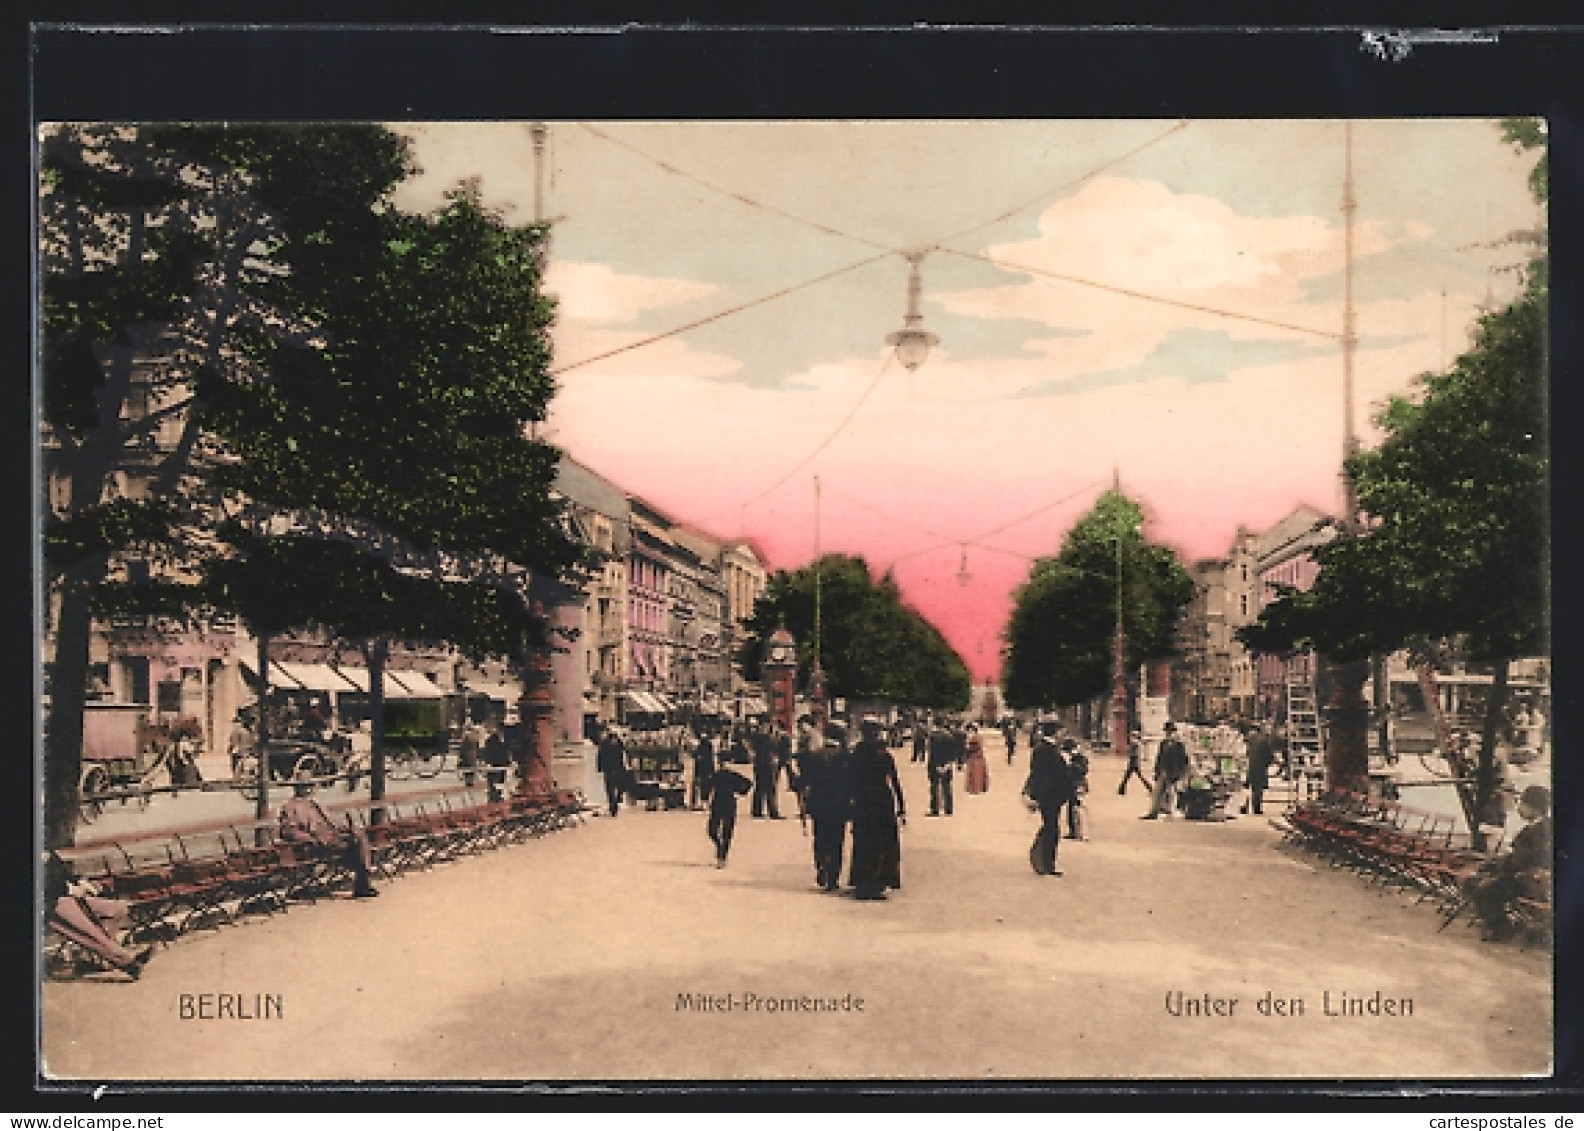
[41,124,582,848]
[1242,120,1548,842]
[1001,491,1194,715]
[739,554,972,711]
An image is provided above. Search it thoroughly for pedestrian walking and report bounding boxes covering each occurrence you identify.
[927,724,957,816]
[912,716,929,763]
[1062,739,1089,840]
[1002,717,1019,765]
[965,723,990,795]
[706,754,754,868]
[689,731,716,811]
[1241,720,1275,816]
[750,723,783,819]
[480,722,510,801]
[596,726,629,817]
[803,722,853,891]
[1023,720,1073,876]
[1142,722,1189,819]
[458,720,484,787]
[848,718,906,900]
[1117,729,1150,795]
[774,725,802,823]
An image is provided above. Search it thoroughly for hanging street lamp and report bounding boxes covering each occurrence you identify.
[885,250,941,371]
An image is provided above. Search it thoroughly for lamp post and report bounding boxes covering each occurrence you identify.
[885,251,941,373]
[1324,120,1372,797]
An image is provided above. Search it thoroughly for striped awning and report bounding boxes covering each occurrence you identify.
[272,661,359,693]
[333,667,442,699]
[623,690,670,714]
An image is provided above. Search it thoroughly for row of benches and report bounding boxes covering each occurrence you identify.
[1272,790,1550,943]
[59,786,587,949]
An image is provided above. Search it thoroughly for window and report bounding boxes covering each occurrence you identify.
[157,679,183,714]
[1240,594,1248,617]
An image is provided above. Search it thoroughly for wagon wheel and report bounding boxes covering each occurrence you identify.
[78,765,111,824]
[292,753,321,782]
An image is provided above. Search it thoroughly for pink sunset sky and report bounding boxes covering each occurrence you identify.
[390,120,1541,683]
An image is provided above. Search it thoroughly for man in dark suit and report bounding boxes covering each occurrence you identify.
[689,730,716,811]
[706,755,754,868]
[1023,719,1072,875]
[927,724,958,816]
[1468,785,1552,941]
[802,723,853,892]
[1143,721,1189,819]
[1242,720,1276,815]
[596,726,629,817]
[750,723,782,819]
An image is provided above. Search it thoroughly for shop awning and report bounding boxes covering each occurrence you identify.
[461,679,522,704]
[387,670,444,699]
[623,690,670,715]
[273,661,359,693]
[239,659,310,692]
[333,667,438,699]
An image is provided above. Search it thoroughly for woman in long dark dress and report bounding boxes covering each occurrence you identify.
[847,719,906,900]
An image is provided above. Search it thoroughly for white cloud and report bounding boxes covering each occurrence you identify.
[544,260,720,325]
[932,177,1437,390]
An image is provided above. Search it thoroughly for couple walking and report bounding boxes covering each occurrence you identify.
[1021,720,1087,876]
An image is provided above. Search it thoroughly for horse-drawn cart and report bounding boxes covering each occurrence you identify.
[79,703,168,824]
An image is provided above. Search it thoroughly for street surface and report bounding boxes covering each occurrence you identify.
[42,735,1551,1081]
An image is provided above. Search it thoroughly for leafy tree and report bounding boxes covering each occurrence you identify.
[39,124,582,845]
[167,127,583,814]
[40,125,246,849]
[739,554,971,710]
[1240,120,1547,840]
[1002,491,1194,711]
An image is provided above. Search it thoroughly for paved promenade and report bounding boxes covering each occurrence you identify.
[43,736,1551,1082]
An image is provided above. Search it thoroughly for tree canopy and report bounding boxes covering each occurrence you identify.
[1237,119,1547,840]
[739,554,971,710]
[1002,490,1194,710]
[1239,123,1547,667]
[39,123,581,846]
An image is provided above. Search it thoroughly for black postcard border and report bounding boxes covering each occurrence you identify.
[14,11,1584,1108]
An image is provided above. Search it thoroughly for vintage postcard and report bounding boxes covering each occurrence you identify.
[37,114,1553,1084]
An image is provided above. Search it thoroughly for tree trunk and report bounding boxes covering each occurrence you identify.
[367,636,388,824]
[1473,658,1511,852]
[42,575,93,850]
[254,633,271,838]
[42,340,138,850]
[1322,657,1371,795]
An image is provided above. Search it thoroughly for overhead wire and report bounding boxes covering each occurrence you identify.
[932,247,1344,341]
[548,251,893,376]
[964,478,1111,545]
[571,119,1326,546]
[577,122,895,253]
[690,351,900,533]
[924,120,1192,251]
[559,121,1238,378]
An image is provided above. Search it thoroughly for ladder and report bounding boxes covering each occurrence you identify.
[1284,681,1325,801]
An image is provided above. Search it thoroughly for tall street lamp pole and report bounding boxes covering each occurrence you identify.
[1326,119,1372,796]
